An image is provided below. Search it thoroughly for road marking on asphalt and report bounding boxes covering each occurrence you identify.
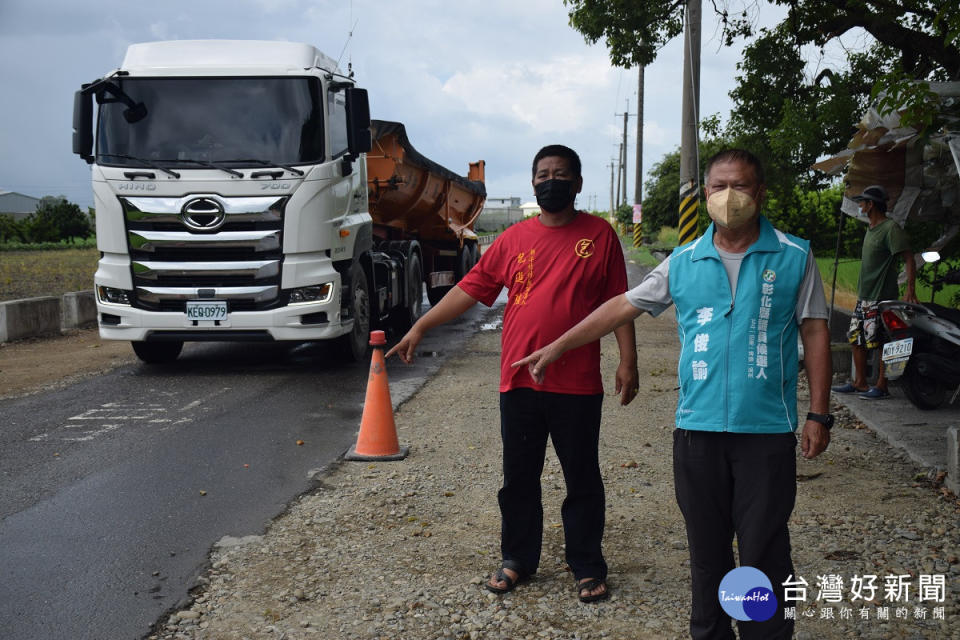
[28,400,198,443]
[180,387,232,412]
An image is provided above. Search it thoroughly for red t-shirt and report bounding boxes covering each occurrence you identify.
[458,212,627,394]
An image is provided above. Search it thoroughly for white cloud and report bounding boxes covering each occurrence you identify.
[441,56,613,134]
[0,0,795,210]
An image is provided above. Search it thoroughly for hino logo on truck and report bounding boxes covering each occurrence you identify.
[118,183,157,191]
[181,197,226,231]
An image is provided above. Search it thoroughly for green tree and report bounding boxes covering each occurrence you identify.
[26,196,93,243]
[565,0,959,186]
[0,214,24,243]
[763,183,865,255]
[565,1,958,80]
[640,133,732,237]
[722,29,893,220]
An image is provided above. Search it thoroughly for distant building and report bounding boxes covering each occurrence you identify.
[485,196,522,208]
[476,196,524,232]
[0,190,40,220]
[520,202,540,218]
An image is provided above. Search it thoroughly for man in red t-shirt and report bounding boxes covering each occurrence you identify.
[387,145,638,603]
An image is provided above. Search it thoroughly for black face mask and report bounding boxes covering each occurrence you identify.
[535,179,576,213]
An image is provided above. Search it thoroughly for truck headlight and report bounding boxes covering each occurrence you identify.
[289,283,333,305]
[97,286,132,305]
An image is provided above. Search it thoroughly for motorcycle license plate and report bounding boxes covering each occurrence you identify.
[882,338,913,362]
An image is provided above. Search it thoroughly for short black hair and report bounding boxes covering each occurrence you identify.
[704,148,765,185]
[532,145,582,180]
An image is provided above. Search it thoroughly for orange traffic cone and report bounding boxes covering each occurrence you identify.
[344,330,409,461]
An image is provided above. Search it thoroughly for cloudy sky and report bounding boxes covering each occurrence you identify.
[0,0,787,211]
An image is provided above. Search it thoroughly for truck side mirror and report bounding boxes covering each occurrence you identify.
[73,90,94,164]
[345,87,371,155]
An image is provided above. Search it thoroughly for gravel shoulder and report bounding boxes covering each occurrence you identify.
[0,327,136,400]
[142,310,960,640]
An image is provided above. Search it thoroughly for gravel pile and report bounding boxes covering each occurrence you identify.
[150,311,960,640]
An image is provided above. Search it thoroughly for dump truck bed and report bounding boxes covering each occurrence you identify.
[366,120,485,243]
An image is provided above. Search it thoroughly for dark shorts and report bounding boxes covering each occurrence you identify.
[847,299,881,349]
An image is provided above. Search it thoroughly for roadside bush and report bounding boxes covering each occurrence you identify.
[0,236,96,251]
[0,214,23,243]
[17,196,93,244]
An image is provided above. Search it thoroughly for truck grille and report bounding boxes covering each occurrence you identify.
[121,195,286,312]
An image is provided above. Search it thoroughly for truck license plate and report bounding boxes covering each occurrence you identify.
[186,300,228,321]
[882,337,913,362]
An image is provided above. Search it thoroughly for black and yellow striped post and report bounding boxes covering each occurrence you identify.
[632,204,642,248]
[678,180,700,245]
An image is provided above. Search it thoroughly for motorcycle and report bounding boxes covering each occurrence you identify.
[879,271,960,409]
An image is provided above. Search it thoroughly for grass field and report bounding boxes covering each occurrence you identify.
[816,256,960,306]
[0,248,98,302]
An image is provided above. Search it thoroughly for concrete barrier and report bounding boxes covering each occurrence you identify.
[0,290,97,343]
[61,290,97,331]
[948,427,960,495]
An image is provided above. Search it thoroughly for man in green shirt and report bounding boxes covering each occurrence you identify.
[832,185,917,399]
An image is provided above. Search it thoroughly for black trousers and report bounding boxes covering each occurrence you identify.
[673,429,797,640]
[498,388,606,580]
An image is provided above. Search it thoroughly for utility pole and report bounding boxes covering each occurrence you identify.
[609,159,616,224]
[634,65,644,248]
[634,66,644,207]
[678,0,701,245]
[621,103,629,207]
[615,143,623,210]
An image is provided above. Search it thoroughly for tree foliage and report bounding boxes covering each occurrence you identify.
[35,196,93,242]
[640,133,734,237]
[565,1,958,80]
[3,196,94,245]
[568,0,959,257]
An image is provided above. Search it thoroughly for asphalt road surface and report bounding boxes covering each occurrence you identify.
[0,301,498,640]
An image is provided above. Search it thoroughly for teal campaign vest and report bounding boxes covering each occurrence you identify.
[668,216,810,433]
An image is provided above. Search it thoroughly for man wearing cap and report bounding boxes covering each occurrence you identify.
[832,185,917,399]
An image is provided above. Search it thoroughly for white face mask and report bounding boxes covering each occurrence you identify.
[706,187,758,229]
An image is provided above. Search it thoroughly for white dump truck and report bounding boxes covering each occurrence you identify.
[72,40,485,363]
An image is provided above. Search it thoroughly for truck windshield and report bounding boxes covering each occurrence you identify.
[96,77,324,168]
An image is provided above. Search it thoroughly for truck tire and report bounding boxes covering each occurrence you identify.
[131,340,183,364]
[427,284,450,307]
[335,262,371,362]
[456,245,473,280]
[469,241,480,266]
[391,252,423,334]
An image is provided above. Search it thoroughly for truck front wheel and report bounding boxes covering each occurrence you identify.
[131,340,183,364]
[336,262,371,362]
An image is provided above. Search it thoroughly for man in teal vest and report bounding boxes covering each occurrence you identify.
[513,149,832,639]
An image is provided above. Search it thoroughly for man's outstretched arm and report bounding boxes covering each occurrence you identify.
[512,293,644,383]
[386,286,479,364]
